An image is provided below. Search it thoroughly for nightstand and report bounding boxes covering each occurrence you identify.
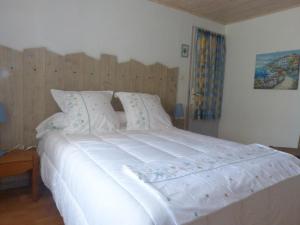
[271,146,300,159]
[0,148,39,201]
[173,118,186,130]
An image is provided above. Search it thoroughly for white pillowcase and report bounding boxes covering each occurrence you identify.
[36,112,69,139]
[51,90,120,135]
[115,111,127,128]
[115,92,172,130]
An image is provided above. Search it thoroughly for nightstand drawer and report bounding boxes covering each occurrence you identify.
[0,150,35,163]
[0,161,33,177]
[0,148,40,201]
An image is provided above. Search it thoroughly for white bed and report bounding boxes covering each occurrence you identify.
[38,128,300,225]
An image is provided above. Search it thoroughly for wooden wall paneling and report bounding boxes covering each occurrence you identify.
[0,45,178,148]
[23,48,47,146]
[0,46,23,149]
[141,66,152,95]
[99,54,117,90]
[129,60,147,93]
[44,50,64,116]
[112,61,130,111]
[147,64,159,95]
[166,68,179,114]
[64,53,85,91]
[83,55,100,91]
[148,64,160,95]
[143,65,155,95]
[158,64,168,113]
[117,62,131,92]
[149,63,168,112]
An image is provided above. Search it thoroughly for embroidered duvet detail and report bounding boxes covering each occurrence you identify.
[123,144,276,183]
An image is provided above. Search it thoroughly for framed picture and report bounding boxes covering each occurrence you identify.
[181,44,189,58]
[254,49,300,90]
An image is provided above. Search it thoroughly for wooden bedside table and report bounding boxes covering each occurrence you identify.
[173,118,185,129]
[0,148,40,201]
[271,146,300,159]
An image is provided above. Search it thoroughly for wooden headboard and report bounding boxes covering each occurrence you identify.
[0,45,178,148]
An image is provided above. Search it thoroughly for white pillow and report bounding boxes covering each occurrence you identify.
[36,112,69,139]
[115,92,172,130]
[51,90,120,135]
[116,111,127,128]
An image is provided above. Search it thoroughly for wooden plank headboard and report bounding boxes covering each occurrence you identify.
[0,45,178,148]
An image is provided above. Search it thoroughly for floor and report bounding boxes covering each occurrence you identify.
[0,186,64,225]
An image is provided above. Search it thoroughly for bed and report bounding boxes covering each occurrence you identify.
[38,128,300,225]
[2,45,298,225]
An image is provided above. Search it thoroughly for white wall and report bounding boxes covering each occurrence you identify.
[220,7,300,147]
[0,0,224,107]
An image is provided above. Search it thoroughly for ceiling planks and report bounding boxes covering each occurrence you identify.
[150,0,300,24]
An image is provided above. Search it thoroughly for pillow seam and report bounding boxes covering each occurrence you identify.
[79,93,92,134]
[139,95,151,130]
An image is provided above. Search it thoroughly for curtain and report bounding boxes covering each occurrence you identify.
[189,27,226,120]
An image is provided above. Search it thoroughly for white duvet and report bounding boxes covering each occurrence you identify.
[38,128,300,225]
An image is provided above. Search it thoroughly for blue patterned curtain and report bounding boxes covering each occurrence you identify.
[190,27,226,120]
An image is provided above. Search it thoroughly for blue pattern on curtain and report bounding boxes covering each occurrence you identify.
[190,27,226,120]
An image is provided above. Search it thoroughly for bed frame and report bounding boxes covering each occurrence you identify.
[0,45,178,148]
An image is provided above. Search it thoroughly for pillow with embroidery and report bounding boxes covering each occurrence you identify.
[36,112,69,139]
[51,89,120,135]
[116,111,127,128]
[115,92,172,130]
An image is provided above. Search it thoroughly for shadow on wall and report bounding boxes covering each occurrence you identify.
[188,119,219,137]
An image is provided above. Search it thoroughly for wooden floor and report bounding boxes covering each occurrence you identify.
[0,186,64,225]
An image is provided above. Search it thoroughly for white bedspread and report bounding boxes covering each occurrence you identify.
[38,128,300,225]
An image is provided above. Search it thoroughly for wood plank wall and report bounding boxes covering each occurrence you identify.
[0,45,178,149]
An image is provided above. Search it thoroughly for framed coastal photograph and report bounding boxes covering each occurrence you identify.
[254,49,300,90]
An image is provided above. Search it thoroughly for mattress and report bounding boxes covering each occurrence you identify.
[38,128,300,225]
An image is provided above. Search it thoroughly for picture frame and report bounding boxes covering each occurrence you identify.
[254,49,300,90]
[181,44,190,58]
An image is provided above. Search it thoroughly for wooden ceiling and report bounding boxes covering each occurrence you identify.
[150,0,300,24]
